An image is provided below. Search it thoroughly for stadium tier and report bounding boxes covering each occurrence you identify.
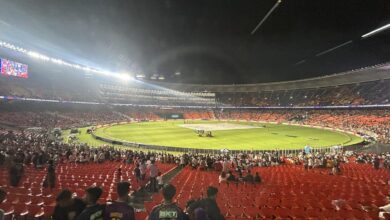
[1,63,390,107]
[1,64,389,218]
[2,1,390,219]
[1,77,390,218]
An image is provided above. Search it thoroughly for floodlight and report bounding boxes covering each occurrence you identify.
[136,74,145,78]
[118,73,132,81]
[361,23,390,39]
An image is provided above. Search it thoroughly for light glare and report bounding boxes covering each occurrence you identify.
[361,23,390,38]
[0,40,136,80]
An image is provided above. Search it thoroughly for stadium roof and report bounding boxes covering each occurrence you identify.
[0,0,390,84]
[154,63,390,92]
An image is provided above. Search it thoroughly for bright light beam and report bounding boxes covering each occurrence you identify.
[251,0,282,35]
[0,40,133,80]
[293,59,306,66]
[361,23,390,39]
[315,40,353,57]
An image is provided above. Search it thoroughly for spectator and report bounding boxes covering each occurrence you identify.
[105,182,135,220]
[222,159,230,173]
[44,159,56,189]
[53,189,86,220]
[140,161,147,180]
[379,195,390,219]
[244,170,254,183]
[226,171,235,182]
[374,157,380,170]
[9,161,23,187]
[148,160,159,192]
[133,164,141,182]
[189,187,225,220]
[76,187,104,220]
[117,168,122,180]
[184,199,196,218]
[0,188,6,220]
[254,172,262,183]
[218,172,228,184]
[149,184,186,220]
[156,172,164,189]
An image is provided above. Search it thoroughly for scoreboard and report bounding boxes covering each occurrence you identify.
[158,113,184,119]
[0,58,28,78]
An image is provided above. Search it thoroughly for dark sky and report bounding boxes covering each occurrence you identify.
[0,0,390,84]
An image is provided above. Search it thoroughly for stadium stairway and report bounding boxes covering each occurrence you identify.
[137,165,182,202]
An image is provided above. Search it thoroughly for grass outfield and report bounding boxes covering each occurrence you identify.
[89,120,363,150]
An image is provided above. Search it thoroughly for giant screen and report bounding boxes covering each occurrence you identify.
[0,58,28,78]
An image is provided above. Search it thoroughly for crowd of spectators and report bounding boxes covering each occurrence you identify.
[216,109,390,144]
[1,122,389,220]
[216,78,390,107]
[1,69,389,107]
[0,106,389,144]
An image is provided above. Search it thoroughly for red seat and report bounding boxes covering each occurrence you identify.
[135,212,148,220]
[305,208,321,218]
[227,208,243,218]
[0,203,14,220]
[289,207,307,219]
[27,204,44,219]
[259,207,274,219]
[274,207,291,218]
[43,205,55,217]
[245,207,261,219]
[29,197,44,206]
[13,203,29,218]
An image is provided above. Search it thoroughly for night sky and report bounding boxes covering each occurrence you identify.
[0,0,390,84]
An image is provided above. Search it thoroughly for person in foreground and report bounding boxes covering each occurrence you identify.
[0,188,6,220]
[188,186,225,220]
[76,187,104,220]
[379,195,390,219]
[105,182,135,220]
[149,184,186,220]
[52,189,86,220]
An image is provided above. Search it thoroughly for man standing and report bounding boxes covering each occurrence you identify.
[140,160,147,180]
[76,187,104,220]
[105,182,135,220]
[148,160,159,192]
[134,164,141,182]
[188,186,225,220]
[52,189,86,220]
[149,184,186,220]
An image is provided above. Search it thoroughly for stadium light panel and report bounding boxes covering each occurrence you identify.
[0,40,137,80]
[118,73,133,81]
[361,23,390,38]
[136,74,145,79]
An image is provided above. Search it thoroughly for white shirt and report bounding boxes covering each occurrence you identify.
[379,203,390,219]
[157,176,163,185]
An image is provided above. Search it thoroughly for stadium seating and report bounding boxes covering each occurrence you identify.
[0,161,176,219]
[148,162,388,219]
